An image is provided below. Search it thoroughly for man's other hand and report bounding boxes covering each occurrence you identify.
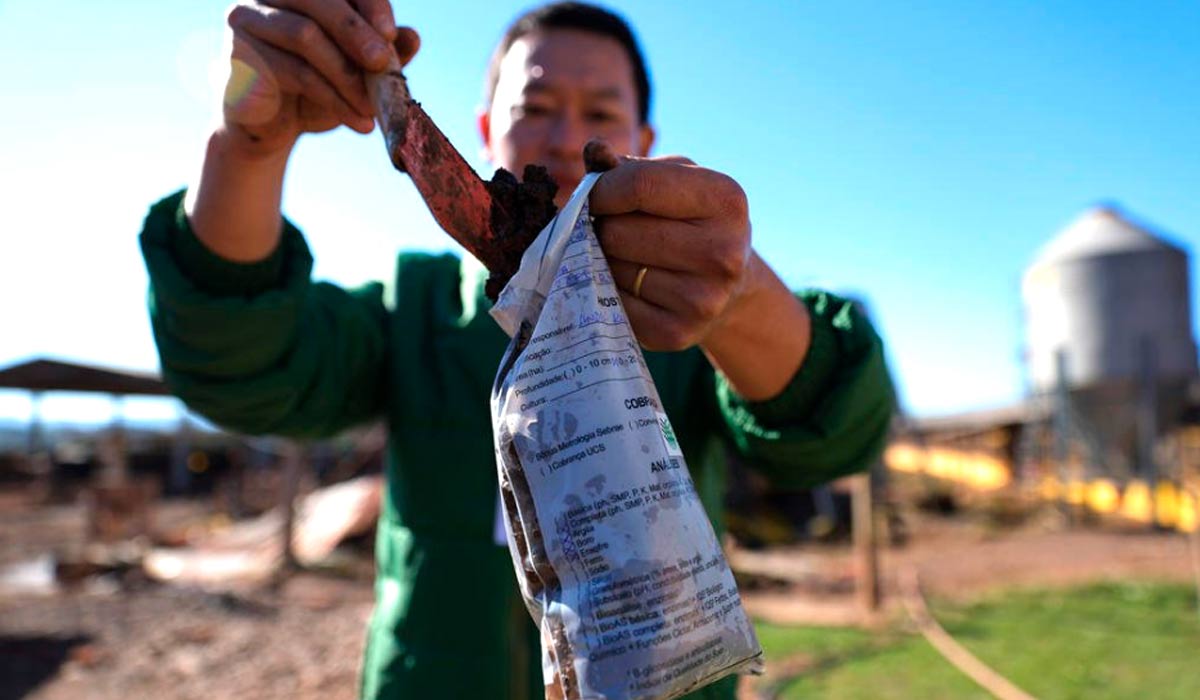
[220,0,419,158]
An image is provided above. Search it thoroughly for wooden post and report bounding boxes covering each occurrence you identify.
[27,390,55,502]
[26,390,43,456]
[1053,349,1074,524]
[1136,336,1159,529]
[279,441,303,572]
[1190,522,1200,621]
[853,469,880,615]
[1184,484,1200,622]
[168,409,192,495]
[101,395,130,487]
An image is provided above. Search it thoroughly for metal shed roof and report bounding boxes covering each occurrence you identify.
[0,358,169,396]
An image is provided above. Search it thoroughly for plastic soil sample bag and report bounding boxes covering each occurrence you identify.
[490,173,763,699]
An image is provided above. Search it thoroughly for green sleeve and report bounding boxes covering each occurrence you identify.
[138,190,389,438]
[716,290,895,489]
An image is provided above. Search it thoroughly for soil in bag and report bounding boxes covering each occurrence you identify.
[491,173,763,700]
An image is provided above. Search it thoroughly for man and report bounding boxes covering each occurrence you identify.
[139,2,894,698]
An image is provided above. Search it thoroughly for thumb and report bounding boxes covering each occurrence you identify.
[585,140,696,174]
[584,139,621,173]
[392,26,421,67]
[224,37,281,127]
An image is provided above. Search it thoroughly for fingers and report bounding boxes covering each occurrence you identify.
[596,212,748,279]
[608,265,719,352]
[351,0,397,40]
[392,26,421,66]
[226,0,414,131]
[296,97,348,134]
[581,142,753,352]
[228,33,372,132]
[261,0,392,69]
[611,259,728,319]
[589,156,745,222]
[274,0,390,68]
[232,4,378,116]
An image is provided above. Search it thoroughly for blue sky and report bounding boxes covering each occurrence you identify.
[1,0,1197,424]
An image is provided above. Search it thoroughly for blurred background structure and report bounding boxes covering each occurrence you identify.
[888,205,1200,535]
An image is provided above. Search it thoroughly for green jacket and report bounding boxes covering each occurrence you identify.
[140,190,894,700]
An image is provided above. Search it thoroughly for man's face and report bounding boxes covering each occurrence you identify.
[481,28,655,207]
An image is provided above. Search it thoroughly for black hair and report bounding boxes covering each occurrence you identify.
[484,2,652,124]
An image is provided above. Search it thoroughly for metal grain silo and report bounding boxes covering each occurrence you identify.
[1022,205,1197,474]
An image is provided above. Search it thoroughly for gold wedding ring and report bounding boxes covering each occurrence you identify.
[633,266,649,299]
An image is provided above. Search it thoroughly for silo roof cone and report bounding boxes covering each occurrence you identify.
[1032,205,1185,267]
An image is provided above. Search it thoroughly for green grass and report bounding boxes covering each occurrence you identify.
[754,582,1200,700]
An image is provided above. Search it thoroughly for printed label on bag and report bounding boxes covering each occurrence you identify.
[491,173,762,700]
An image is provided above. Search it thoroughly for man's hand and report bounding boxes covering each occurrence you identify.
[589,153,811,400]
[186,1,418,262]
[220,0,419,159]
[589,154,752,351]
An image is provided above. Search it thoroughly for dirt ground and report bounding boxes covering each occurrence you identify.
[733,508,1198,626]
[0,488,375,700]
[0,576,373,700]
[1,487,1197,700]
